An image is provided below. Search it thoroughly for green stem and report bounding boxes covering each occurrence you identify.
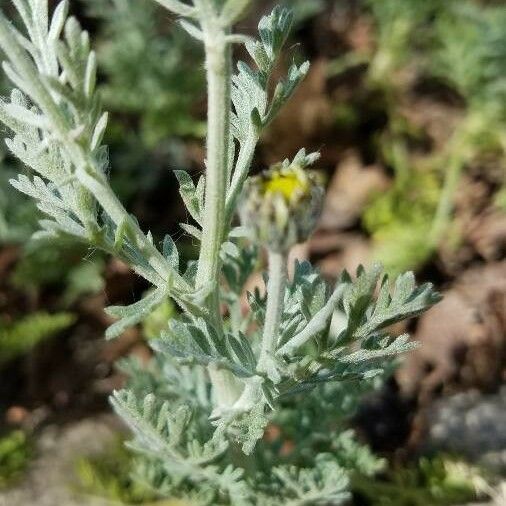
[429,150,465,246]
[258,250,287,377]
[196,24,230,292]
[230,251,288,410]
[196,16,242,406]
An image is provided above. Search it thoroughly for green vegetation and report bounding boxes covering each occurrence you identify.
[353,455,485,506]
[357,0,506,273]
[0,430,32,489]
[76,441,486,506]
[11,242,105,302]
[0,312,75,365]
[0,0,440,502]
[75,438,156,504]
[83,0,205,205]
[85,0,205,146]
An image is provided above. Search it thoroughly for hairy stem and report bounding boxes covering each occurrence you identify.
[258,250,287,376]
[196,25,230,292]
[277,283,347,357]
[196,15,242,406]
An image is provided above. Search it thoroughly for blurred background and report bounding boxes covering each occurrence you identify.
[0,0,504,504]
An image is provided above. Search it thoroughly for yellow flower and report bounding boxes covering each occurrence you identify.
[240,162,323,252]
[262,170,310,202]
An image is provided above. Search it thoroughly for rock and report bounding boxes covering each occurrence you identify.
[0,416,122,506]
[422,388,506,473]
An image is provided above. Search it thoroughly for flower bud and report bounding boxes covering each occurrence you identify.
[240,162,323,252]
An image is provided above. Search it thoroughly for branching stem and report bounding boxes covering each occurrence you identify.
[195,24,230,293]
[277,283,347,357]
[258,249,287,376]
[196,13,243,406]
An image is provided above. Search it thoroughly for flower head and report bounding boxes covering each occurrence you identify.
[240,152,323,252]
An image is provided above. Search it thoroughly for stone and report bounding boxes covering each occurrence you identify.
[422,387,506,473]
[0,416,122,506]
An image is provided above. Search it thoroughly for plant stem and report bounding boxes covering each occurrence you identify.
[224,250,288,411]
[196,24,230,293]
[429,149,465,246]
[196,16,242,406]
[258,249,287,377]
[277,283,347,357]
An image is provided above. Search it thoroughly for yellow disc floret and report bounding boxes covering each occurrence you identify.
[262,170,310,201]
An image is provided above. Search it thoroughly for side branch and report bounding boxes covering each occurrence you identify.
[277,283,347,357]
[258,250,287,382]
[153,0,197,17]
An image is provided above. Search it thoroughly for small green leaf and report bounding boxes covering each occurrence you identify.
[174,170,202,225]
[162,235,179,271]
[105,287,168,340]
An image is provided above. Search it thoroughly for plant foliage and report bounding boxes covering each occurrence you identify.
[350,0,506,273]
[353,454,483,506]
[84,0,205,145]
[0,430,32,489]
[0,311,75,365]
[0,0,441,503]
